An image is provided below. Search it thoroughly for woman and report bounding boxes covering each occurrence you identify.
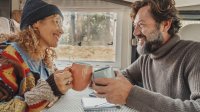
[0,0,72,111]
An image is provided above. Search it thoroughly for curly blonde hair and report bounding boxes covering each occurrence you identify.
[0,26,57,72]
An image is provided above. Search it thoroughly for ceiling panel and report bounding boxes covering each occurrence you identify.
[123,0,200,7]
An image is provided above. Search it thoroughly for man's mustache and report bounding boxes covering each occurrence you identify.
[135,33,146,41]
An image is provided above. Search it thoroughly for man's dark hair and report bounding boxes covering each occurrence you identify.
[131,0,181,37]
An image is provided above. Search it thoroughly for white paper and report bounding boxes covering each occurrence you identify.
[81,97,120,111]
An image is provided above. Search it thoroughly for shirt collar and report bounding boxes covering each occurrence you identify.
[149,34,180,59]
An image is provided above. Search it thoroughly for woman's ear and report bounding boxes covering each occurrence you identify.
[32,21,40,29]
[160,19,172,33]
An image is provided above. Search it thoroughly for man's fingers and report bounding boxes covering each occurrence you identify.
[94,78,112,86]
[115,70,120,76]
[93,83,110,94]
[114,70,124,77]
[96,93,106,98]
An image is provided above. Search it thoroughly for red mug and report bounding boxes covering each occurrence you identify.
[70,62,93,91]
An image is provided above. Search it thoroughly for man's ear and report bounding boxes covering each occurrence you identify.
[160,19,172,33]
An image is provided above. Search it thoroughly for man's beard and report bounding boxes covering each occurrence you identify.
[136,30,164,55]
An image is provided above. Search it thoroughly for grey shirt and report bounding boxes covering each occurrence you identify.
[123,35,200,112]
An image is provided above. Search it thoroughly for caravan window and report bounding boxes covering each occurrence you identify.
[56,11,117,67]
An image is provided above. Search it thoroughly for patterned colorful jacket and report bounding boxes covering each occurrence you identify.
[0,44,63,112]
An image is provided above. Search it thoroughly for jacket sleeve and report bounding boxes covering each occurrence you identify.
[0,63,27,111]
[0,60,58,112]
[24,79,58,111]
[121,56,143,84]
[126,85,200,112]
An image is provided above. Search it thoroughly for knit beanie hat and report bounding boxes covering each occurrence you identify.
[20,0,63,30]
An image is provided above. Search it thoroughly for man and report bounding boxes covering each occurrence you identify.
[92,0,200,112]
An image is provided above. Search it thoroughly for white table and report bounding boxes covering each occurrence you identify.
[44,88,138,112]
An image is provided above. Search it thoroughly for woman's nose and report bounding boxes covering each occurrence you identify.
[58,26,64,34]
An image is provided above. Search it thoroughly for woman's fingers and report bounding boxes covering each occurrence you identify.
[53,68,73,94]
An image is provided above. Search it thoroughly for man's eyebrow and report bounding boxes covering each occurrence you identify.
[134,19,145,25]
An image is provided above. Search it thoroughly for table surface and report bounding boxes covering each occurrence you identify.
[44,88,138,112]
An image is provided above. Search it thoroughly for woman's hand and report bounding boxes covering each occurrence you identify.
[53,67,73,94]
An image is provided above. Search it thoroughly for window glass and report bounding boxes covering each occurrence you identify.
[55,11,117,63]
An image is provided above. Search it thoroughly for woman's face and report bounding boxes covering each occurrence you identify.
[33,14,64,48]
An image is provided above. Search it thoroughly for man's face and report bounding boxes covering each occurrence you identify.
[133,6,164,55]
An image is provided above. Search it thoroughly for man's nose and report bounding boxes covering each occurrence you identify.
[133,25,141,36]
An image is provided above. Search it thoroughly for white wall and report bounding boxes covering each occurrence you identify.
[175,0,200,7]
[178,5,200,10]
[12,0,20,10]
[121,9,132,69]
[179,24,200,42]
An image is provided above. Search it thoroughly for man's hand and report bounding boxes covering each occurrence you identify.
[53,67,73,94]
[92,71,133,105]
